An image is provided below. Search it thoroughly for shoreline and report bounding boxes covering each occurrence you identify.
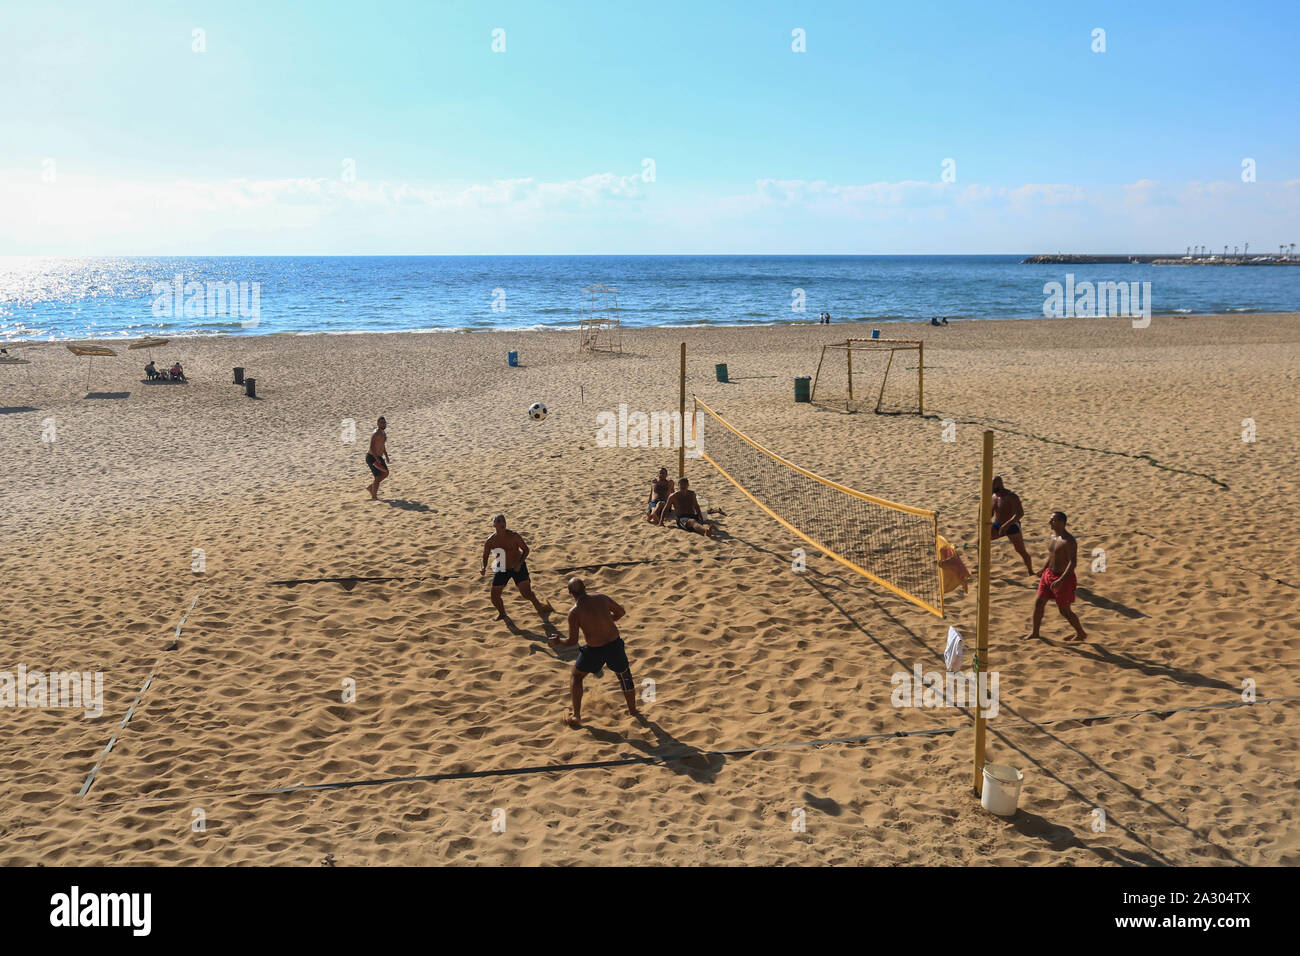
[5,310,1299,346]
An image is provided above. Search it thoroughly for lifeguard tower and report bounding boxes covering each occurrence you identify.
[579,284,623,353]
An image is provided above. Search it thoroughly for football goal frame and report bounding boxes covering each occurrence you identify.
[810,339,924,414]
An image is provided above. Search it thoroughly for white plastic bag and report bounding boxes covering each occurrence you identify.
[944,626,965,672]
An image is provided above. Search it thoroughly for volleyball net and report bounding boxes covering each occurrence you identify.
[693,397,944,616]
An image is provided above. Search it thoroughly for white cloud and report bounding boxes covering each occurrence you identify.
[0,169,1295,254]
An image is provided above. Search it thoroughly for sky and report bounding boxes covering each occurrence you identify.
[1,0,1297,254]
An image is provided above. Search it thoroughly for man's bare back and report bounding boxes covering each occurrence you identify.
[565,592,623,648]
[553,578,638,729]
[484,529,527,571]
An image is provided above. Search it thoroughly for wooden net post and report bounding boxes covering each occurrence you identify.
[678,342,686,478]
[972,429,993,794]
[919,341,925,416]
[846,344,854,406]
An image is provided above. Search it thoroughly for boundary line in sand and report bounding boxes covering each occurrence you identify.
[77,588,204,798]
[260,555,750,588]
[82,694,1298,808]
[919,410,1230,490]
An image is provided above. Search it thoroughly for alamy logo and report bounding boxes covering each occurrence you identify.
[49,886,151,936]
[151,274,261,328]
[891,664,999,718]
[1042,274,1151,328]
[0,665,103,718]
[594,405,704,458]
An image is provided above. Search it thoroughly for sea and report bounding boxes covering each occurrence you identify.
[1,255,1296,341]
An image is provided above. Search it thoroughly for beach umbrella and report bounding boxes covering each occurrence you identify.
[66,344,118,390]
[128,337,170,364]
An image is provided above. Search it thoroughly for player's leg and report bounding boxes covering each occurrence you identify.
[516,577,553,616]
[1029,593,1049,638]
[490,585,508,620]
[566,667,586,728]
[1008,532,1035,574]
[1058,604,1088,641]
[608,642,639,718]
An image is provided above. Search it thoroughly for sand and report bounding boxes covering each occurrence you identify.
[1,313,1296,865]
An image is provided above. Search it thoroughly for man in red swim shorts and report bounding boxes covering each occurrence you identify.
[1029,511,1088,642]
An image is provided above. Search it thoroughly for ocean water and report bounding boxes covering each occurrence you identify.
[0,255,1296,341]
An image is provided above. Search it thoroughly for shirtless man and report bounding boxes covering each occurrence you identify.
[990,475,1035,575]
[366,417,390,500]
[646,467,675,525]
[480,513,553,624]
[665,477,714,537]
[549,578,639,728]
[1030,511,1088,642]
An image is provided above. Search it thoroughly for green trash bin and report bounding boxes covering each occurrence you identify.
[715,363,729,383]
[794,375,811,403]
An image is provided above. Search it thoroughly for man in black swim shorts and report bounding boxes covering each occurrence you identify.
[365,416,390,500]
[665,477,714,537]
[549,577,640,728]
[991,475,1035,575]
[480,513,554,627]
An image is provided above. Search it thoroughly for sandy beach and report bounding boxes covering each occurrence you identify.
[1,313,1296,865]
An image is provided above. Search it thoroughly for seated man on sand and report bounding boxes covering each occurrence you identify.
[646,467,674,524]
[145,360,160,379]
[665,477,714,537]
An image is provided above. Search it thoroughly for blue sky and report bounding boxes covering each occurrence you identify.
[1,0,1297,254]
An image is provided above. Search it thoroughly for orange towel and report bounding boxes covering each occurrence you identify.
[936,534,971,596]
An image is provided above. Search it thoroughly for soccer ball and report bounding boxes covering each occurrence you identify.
[528,402,548,421]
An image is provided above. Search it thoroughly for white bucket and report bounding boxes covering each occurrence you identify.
[981,764,1024,816]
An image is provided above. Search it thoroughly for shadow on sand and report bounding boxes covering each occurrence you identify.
[1075,586,1145,619]
[586,718,724,784]
[386,498,435,513]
